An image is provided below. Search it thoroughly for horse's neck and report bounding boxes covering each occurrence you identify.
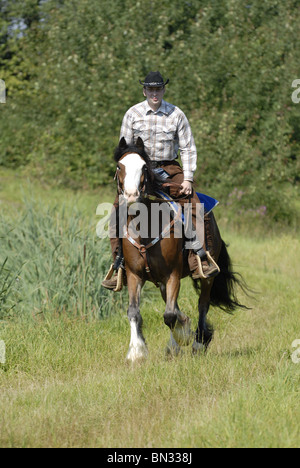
[126,199,151,240]
[126,198,173,242]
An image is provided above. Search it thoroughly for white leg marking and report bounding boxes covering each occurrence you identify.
[126,319,148,362]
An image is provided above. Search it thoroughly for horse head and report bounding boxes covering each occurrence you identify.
[114,137,154,204]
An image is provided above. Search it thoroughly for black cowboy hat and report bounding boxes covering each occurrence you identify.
[139,71,169,87]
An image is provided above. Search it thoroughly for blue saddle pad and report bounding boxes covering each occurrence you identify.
[196,192,219,214]
[155,190,219,215]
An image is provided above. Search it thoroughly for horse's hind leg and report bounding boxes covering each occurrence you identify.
[126,272,148,363]
[192,279,214,354]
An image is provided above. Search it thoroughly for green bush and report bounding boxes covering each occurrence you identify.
[0,0,299,223]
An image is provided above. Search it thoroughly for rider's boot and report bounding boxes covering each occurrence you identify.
[101,243,125,291]
[191,248,220,279]
[188,217,220,280]
[101,268,119,290]
[102,198,127,291]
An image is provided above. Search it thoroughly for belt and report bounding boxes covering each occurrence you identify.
[150,160,180,169]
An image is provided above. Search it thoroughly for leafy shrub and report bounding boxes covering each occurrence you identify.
[0,0,299,223]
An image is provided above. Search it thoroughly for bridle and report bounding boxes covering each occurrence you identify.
[114,152,149,198]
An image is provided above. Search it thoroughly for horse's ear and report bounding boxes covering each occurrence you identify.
[136,137,144,150]
[119,137,127,149]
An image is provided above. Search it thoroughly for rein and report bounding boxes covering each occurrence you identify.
[143,182,191,203]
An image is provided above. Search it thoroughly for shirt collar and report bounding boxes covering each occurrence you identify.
[144,99,170,115]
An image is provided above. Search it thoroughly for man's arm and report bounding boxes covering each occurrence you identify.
[120,110,134,144]
[177,112,197,183]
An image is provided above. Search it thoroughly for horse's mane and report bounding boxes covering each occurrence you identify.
[114,138,164,194]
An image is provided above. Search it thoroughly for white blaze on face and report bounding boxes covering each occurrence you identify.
[121,153,146,203]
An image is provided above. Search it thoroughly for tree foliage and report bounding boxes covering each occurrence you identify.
[0,0,299,221]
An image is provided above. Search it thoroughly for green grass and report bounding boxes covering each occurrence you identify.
[0,169,299,448]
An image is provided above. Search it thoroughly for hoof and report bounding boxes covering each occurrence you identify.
[165,332,181,357]
[172,320,195,347]
[126,343,148,363]
[192,340,206,355]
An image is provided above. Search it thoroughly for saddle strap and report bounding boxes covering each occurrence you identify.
[123,218,176,286]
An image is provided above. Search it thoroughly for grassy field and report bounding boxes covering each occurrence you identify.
[0,169,299,448]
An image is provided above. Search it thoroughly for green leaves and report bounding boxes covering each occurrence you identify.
[0,0,299,222]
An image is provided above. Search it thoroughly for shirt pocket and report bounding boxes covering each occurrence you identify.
[132,121,150,142]
[156,124,177,143]
[157,127,177,153]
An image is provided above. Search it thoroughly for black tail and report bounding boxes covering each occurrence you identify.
[210,240,250,313]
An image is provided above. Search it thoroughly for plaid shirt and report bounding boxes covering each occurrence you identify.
[120,99,197,181]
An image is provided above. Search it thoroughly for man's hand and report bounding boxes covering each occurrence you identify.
[180,180,193,196]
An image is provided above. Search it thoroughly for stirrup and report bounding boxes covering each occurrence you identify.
[102,263,124,292]
[192,252,220,280]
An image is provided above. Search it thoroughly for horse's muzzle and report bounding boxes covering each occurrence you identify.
[124,189,140,205]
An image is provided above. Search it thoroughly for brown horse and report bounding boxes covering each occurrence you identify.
[113,137,247,362]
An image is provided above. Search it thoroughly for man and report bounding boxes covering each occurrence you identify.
[102,71,219,290]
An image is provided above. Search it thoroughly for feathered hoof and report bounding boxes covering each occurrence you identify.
[172,320,195,347]
[126,343,148,363]
[192,340,206,355]
[165,332,181,357]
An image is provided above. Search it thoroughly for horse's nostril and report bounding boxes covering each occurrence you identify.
[125,189,139,199]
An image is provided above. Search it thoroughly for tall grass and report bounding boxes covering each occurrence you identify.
[0,257,21,315]
[0,199,126,320]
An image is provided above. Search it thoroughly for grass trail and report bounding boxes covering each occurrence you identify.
[0,170,299,447]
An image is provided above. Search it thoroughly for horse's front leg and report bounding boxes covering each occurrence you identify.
[126,272,147,363]
[163,274,194,348]
[160,284,180,356]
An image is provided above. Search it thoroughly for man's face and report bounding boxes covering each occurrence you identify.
[143,86,165,110]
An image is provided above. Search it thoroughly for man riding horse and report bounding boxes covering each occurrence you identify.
[102,71,220,290]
